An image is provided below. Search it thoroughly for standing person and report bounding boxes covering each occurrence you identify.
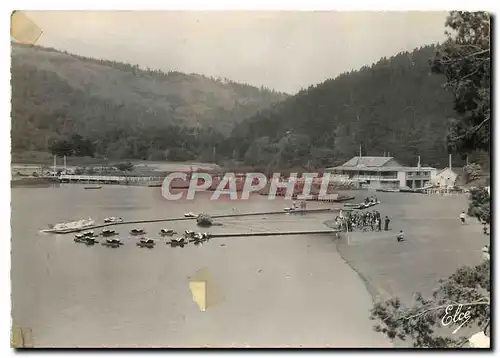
[384,216,391,231]
[397,230,405,242]
[377,217,382,231]
[459,211,466,225]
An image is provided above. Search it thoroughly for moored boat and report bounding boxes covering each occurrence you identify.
[399,187,423,193]
[85,186,102,190]
[104,217,123,223]
[376,188,400,193]
[42,218,95,234]
[137,238,155,248]
[159,228,175,236]
[344,200,381,210]
[189,232,210,245]
[184,212,197,218]
[101,229,117,237]
[102,238,123,247]
[167,237,187,247]
[333,195,355,202]
[130,228,145,235]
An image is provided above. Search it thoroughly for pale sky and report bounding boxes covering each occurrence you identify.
[24,11,448,94]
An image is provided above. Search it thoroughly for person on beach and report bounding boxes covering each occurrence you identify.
[384,216,390,231]
[397,230,405,242]
[376,218,381,231]
[459,211,466,225]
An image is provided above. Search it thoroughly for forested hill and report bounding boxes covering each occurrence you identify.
[11,43,287,160]
[226,45,460,169]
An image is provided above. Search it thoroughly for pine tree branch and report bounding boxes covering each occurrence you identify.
[451,117,490,141]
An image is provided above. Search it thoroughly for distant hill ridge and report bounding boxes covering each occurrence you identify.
[11,42,287,160]
[224,44,474,169]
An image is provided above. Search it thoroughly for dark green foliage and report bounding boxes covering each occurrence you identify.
[228,45,456,168]
[431,11,491,153]
[467,187,490,224]
[369,13,491,348]
[11,43,286,161]
[370,260,490,347]
[463,163,482,183]
[115,161,134,172]
[49,134,96,157]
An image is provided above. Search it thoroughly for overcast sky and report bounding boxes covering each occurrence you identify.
[24,11,448,94]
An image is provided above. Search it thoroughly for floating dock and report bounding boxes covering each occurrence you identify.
[49,208,339,234]
[210,230,338,238]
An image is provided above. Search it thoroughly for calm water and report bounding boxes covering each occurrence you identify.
[11,185,392,347]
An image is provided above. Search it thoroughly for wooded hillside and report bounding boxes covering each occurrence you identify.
[11,43,287,160]
[226,45,462,169]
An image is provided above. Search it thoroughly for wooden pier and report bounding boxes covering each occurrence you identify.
[210,229,338,238]
[50,208,339,234]
[58,174,163,185]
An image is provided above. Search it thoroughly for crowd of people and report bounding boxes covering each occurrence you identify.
[333,209,391,232]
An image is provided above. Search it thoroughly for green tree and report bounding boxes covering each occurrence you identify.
[370,260,490,348]
[467,187,490,224]
[116,161,134,172]
[431,11,491,153]
[370,13,491,348]
[49,139,73,157]
[463,163,482,183]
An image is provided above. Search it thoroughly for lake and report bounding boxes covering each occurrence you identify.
[11,185,391,347]
[11,185,485,347]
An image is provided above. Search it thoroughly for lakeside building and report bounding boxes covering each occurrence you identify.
[430,167,460,189]
[324,156,437,190]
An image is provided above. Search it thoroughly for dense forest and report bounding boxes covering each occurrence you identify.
[11,43,287,161]
[227,45,463,169]
[11,41,484,169]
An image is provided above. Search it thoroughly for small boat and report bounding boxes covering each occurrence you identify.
[84,237,99,245]
[101,229,117,237]
[399,187,424,194]
[85,186,102,190]
[74,235,99,244]
[189,232,210,245]
[102,238,123,248]
[83,230,96,237]
[42,218,95,234]
[344,201,381,210]
[130,228,145,235]
[184,230,195,238]
[376,188,400,193]
[184,212,197,218]
[75,233,85,239]
[104,217,123,223]
[333,195,355,202]
[167,237,187,248]
[137,238,155,248]
[159,229,175,236]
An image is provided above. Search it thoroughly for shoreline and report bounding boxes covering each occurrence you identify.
[325,193,490,347]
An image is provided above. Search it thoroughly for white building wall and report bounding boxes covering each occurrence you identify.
[397,171,406,188]
[431,168,458,188]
